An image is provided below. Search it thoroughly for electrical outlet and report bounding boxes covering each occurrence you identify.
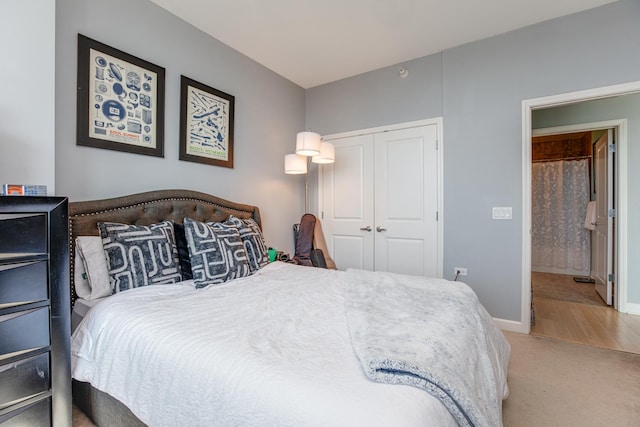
[455,267,468,276]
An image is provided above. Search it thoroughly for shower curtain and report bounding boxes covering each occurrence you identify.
[531,159,590,275]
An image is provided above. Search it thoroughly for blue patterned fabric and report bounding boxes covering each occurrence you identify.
[184,217,251,288]
[227,215,269,273]
[98,220,182,293]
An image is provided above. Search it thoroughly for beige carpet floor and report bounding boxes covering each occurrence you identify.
[73,332,640,426]
[503,331,640,426]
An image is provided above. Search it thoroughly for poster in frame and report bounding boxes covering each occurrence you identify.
[179,75,235,168]
[76,34,165,157]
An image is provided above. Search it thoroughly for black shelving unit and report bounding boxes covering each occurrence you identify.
[0,197,71,426]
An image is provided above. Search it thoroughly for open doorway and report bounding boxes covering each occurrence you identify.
[522,83,640,352]
[529,126,620,349]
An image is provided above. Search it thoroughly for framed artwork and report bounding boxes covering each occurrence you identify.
[76,34,165,157]
[179,75,235,168]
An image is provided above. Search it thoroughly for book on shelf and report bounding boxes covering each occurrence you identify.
[1,184,48,196]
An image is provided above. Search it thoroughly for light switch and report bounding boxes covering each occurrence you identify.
[492,207,512,220]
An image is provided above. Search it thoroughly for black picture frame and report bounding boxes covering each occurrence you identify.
[179,75,235,168]
[76,34,165,157]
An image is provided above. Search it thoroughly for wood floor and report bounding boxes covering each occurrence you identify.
[531,272,640,354]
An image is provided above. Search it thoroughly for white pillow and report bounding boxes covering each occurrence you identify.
[74,236,112,300]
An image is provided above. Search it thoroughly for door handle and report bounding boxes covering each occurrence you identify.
[360,226,372,232]
[376,226,387,232]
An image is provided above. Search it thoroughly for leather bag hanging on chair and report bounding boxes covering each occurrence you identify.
[293,214,337,269]
[293,214,316,266]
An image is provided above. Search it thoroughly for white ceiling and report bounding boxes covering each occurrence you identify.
[150,0,618,89]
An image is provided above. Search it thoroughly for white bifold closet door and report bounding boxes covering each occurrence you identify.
[319,123,441,277]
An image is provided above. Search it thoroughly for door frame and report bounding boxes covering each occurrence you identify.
[522,81,639,332]
[532,122,619,305]
[318,117,444,277]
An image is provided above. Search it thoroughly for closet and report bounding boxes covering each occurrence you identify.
[319,121,442,277]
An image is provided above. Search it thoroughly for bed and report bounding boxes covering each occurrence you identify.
[68,189,510,427]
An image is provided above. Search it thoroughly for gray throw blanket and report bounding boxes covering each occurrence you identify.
[343,269,510,427]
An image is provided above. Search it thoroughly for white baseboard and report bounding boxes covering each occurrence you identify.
[493,318,528,334]
[622,302,640,316]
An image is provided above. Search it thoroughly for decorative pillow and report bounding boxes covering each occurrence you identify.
[98,221,182,293]
[183,217,251,289]
[174,223,193,281]
[74,236,112,300]
[227,215,269,273]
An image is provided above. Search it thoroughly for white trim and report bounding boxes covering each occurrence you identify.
[531,119,627,136]
[493,318,527,333]
[617,120,629,314]
[624,303,640,316]
[322,118,441,141]
[522,81,639,333]
[526,81,640,109]
[521,100,533,334]
[319,117,444,278]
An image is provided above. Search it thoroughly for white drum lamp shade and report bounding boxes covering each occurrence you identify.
[295,131,321,156]
[284,153,307,174]
[312,141,335,164]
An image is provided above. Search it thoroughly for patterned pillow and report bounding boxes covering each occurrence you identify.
[98,220,182,293]
[227,215,269,273]
[183,217,251,289]
[174,223,193,281]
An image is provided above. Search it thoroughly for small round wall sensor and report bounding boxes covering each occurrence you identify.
[398,67,408,78]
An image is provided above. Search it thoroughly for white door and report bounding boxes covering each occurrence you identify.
[320,124,440,276]
[373,126,440,276]
[592,130,613,305]
[320,134,375,271]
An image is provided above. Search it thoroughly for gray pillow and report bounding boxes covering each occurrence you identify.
[228,215,269,273]
[184,217,251,288]
[98,220,182,293]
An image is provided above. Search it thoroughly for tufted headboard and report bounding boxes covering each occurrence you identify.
[68,189,262,306]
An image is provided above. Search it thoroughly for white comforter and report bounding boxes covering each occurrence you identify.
[344,269,510,427]
[72,262,503,426]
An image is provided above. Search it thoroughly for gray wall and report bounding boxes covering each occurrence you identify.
[306,53,443,135]
[55,0,306,254]
[533,94,640,304]
[305,0,640,321]
[0,0,55,193]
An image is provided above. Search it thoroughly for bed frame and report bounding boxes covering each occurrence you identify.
[68,189,262,426]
